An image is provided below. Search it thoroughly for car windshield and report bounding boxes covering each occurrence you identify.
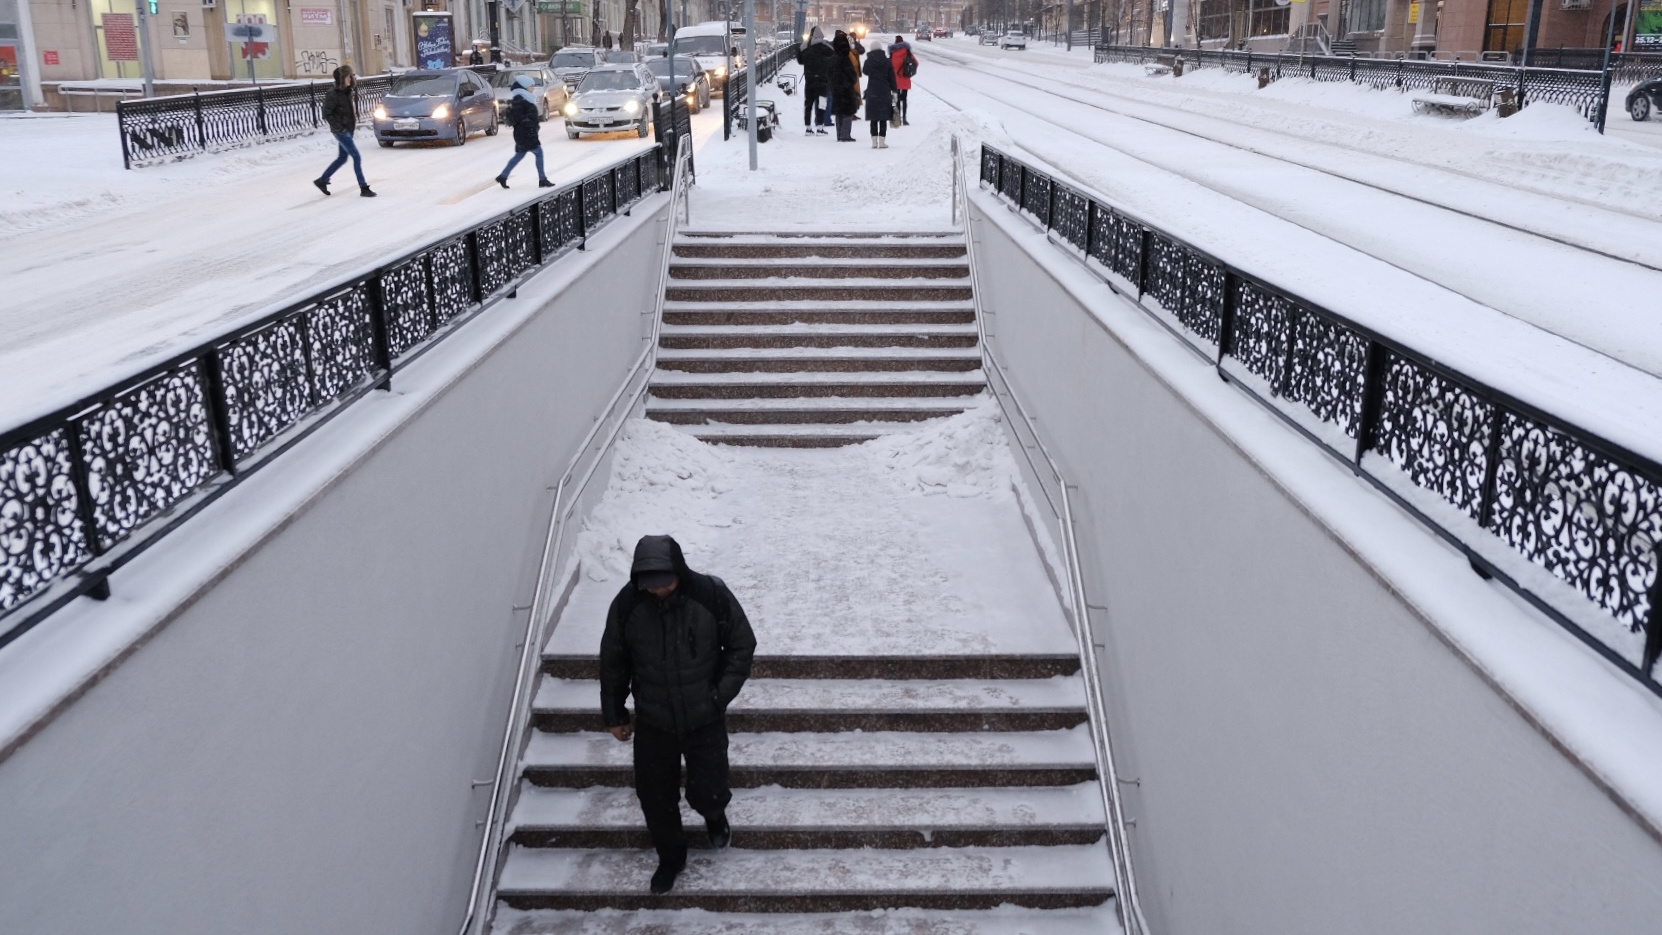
[491,70,543,88]
[577,70,640,91]
[551,51,594,67]
[673,35,728,56]
[604,51,638,63]
[643,43,668,57]
[646,58,699,77]
[388,74,458,96]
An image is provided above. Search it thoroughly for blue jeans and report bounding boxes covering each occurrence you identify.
[322,131,366,186]
[501,146,545,180]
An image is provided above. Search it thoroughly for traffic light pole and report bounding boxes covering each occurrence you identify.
[134,0,157,97]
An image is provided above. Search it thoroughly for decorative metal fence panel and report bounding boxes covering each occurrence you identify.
[0,146,668,650]
[1092,44,1608,122]
[978,144,1662,692]
[115,67,493,169]
[723,44,799,141]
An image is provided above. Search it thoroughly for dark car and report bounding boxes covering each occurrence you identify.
[550,46,605,90]
[372,69,499,147]
[915,30,932,41]
[645,55,712,113]
[1628,78,1662,121]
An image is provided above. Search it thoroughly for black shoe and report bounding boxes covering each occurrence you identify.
[313,178,330,196]
[649,860,684,894]
[706,813,731,851]
[495,176,509,189]
[538,178,555,188]
[359,186,377,197]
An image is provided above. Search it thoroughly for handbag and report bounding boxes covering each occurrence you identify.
[891,96,902,129]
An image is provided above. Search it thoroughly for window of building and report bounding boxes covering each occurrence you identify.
[1196,0,1289,42]
[1484,0,1528,53]
[1350,0,1387,32]
[1197,0,1231,40]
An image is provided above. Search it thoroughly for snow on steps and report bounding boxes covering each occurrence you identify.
[649,232,984,447]
[492,906,1123,935]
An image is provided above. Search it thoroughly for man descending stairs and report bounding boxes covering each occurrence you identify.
[646,233,987,447]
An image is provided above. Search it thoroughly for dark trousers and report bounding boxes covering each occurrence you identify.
[835,114,854,140]
[634,719,732,867]
[896,88,909,123]
[804,93,825,126]
[869,118,887,137]
[322,131,366,187]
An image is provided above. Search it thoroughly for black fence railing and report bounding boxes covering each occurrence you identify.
[724,45,797,140]
[0,146,666,650]
[978,144,1662,694]
[116,66,499,169]
[1093,44,1609,122]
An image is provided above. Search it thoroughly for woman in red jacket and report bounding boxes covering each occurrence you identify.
[888,35,915,126]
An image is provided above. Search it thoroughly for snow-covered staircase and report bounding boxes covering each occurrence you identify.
[490,651,1117,930]
[646,233,987,447]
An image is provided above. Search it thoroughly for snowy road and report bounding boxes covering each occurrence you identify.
[0,110,714,428]
[914,39,1662,380]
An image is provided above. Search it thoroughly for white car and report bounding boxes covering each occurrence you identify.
[999,27,1027,50]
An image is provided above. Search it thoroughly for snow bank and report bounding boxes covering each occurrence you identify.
[862,400,1019,499]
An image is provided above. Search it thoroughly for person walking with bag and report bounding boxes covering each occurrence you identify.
[862,47,896,148]
[888,35,916,126]
[494,74,554,189]
[796,26,834,135]
[829,31,861,142]
[600,535,757,895]
[313,65,376,197]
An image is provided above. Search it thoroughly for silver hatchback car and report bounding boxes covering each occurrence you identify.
[563,64,662,139]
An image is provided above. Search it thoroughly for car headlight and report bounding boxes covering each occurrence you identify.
[712,66,726,77]
[623,99,640,114]
[372,105,387,120]
[563,101,578,116]
[431,104,450,120]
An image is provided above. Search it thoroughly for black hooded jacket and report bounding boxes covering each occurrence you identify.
[599,536,757,735]
[830,34,860,116]
[322,66,357,133]
[797,35,835,96]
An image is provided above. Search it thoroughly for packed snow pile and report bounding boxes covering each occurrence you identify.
[572,418,736,581]
[861,399,1019,499]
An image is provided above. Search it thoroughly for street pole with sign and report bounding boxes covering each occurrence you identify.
[744,0,758,170]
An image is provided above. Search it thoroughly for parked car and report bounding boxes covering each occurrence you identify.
[490,65,567,122]
[1628,78,1662,121]
[549,46,604,90]
[645,55,712,113]
[603,49,640,64]
[372,69,498,147]
[563,64,661,138]
[999,26,1027,49]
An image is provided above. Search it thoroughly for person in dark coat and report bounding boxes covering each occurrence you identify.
[888,35,915,125]
[829,31,861,141]
[796,26,834,134]
[862,48,896,148]
[600,535,757,895]
[313,65,375,197]
[495,75,554,189]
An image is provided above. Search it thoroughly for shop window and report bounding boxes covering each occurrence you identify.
[223,0,285,80]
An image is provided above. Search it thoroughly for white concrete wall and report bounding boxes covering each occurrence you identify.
[969,193,1662,935]
[0,199,668,935]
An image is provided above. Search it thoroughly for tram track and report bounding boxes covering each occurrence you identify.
[922,42,1662,273]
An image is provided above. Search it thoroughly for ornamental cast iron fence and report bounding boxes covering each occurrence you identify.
[1092,44,1609,123]
[724,44,798,140]
[115,65,498,169]
[0,145,666,650]
[979,144,1662,695]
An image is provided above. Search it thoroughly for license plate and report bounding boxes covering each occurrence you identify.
[394,119,419,130]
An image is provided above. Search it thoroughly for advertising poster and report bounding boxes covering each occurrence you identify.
[102,13,139,62]
[1638,0,1662,50]
[412,12,454,69]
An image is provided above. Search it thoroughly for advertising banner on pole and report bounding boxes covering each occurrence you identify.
[412,11,454,68]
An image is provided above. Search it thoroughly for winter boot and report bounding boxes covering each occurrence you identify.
[313,178,330,196]
[706,813,732,850]
[649,858,684,894]
[495,176,509,189]
[878,137,889,149]
[538,178,555,188]
[870,136,878,148]
[359,186,377,197]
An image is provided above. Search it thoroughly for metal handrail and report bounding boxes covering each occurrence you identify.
[454,134,690,935]
[953,134,1153,935]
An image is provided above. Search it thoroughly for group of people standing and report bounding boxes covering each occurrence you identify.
[796,29,918,147]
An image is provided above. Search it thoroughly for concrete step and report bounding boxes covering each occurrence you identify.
[665,281,973,304]
[669,259,970,281]
[661,303,977,327]
[507,784,1106,849]
[522,728,1098,789]
[532,676,1088,733]
[489,905,1123,935]
[673,241,968,260]
[495,844,1115,911]
[648,371,987,400]
[658,324,979,350]
[645,396,978,426]
[654,349,984,374]
[541,654,1082,680]
[675,427,890,449]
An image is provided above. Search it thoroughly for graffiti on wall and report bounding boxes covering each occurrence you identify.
[295,48,343,75]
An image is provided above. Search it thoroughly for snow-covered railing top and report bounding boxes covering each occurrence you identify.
[0,145,666,651]
[979,144,1662,696]
[115,65,499,169]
